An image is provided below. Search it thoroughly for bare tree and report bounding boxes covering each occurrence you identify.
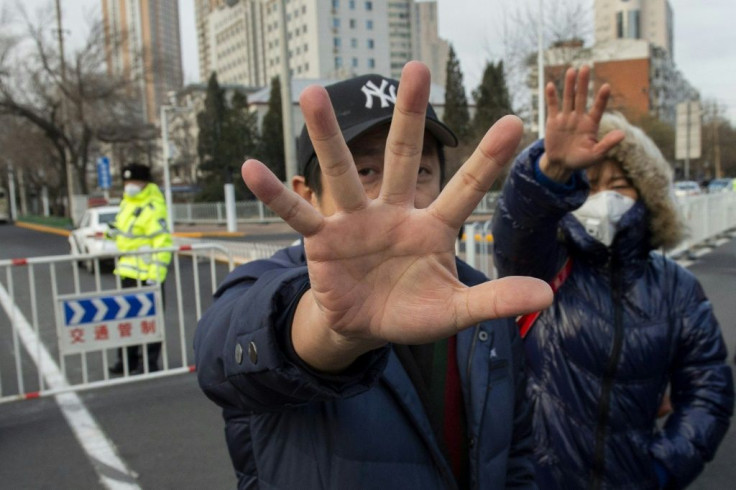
[0,2,152,210]
[496,0,593,121]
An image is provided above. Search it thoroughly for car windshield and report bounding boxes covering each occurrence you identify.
[98,212,117,225]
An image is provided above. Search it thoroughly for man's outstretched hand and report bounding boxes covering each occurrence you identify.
[242,61,553,372]
[540,65,625,182]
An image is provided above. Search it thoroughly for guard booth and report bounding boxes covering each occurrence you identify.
[0,244,233,403]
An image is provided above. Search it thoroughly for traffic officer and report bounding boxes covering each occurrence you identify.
[108,163,172,374]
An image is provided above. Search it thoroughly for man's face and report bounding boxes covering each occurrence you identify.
[296,125,442,216]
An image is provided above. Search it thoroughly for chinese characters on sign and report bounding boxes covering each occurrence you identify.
[56,289,164,355]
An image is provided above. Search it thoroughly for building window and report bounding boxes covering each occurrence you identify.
[628,9,641,39]
[367,39,374,49]
[332,0,339,9]
[616,11,624,38]
[365,1,373,11]
[368,58,375,68]
[366,20,373,30]
[349,0,355,9]
[335,56,343,69]
[333,18,340,28]
[334,37,341,48]
[350,19,356,28]
[351,38,358,48]
[352,57,358,68]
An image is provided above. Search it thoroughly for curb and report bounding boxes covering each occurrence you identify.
[14,222,244,239]
[15,221,71,237]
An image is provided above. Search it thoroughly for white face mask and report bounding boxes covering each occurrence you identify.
[124,183,143,197]
[571,190,636,246]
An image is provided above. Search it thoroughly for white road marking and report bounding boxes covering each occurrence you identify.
[0,283,141,489]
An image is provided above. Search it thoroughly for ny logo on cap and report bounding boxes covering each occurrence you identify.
[361,80,397,109]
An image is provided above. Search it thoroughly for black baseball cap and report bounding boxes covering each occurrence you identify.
[296,74,458,176]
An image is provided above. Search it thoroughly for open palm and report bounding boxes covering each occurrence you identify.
[544,66,625,171]
[242,62,552,368]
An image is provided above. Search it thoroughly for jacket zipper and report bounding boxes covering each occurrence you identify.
[465,324,480,489]
[591,256,624,489]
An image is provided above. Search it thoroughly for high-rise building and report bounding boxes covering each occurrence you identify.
[195,0,448,86]
[410,0,448,87]
[195,0,227,83]
[594,0,674,57]
[102,0,184,123]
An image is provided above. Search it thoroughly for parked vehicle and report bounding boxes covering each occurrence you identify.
[707,178,734,193]
[68,205,119,272]
[674,180,703,198]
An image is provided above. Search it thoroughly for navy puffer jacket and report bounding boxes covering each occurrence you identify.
[492,140,734,490]
[195,244,536,489]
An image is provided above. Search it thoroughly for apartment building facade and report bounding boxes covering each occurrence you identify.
[195,0,448,86]
[102,0,184,123]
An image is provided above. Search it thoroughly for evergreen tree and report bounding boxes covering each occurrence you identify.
[197,72,227,177]
[443,45,471,142]
[196,72,259,200]
[256,76,286,182]
[471,61,514,139]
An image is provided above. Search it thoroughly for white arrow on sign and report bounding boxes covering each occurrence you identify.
[91,298,108,322]
[114,295,130,320]
[137,293,153,317]
[69,301,85,325]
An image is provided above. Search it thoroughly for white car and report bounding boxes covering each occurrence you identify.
[68,206,120,272]
[674,181,702,198]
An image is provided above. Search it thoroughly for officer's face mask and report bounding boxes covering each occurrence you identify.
[124,183,144,197]
[572,190,636,246]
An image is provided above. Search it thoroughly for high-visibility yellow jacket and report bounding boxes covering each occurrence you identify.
[110,183,172,282]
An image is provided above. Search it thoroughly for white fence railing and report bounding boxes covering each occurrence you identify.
[0,244,233,404]
[462,192,736,275]
[172,192,501,225]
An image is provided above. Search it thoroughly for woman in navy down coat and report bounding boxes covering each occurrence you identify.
[492,67,734,489]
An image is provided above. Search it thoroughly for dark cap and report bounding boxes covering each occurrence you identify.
[121,163,152,182]
[296,74,458,175]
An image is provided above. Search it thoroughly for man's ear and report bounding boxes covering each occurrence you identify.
[292,175,316,206]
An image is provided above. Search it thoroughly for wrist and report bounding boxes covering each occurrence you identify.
[292,290,385,373]
[539,153,573,183]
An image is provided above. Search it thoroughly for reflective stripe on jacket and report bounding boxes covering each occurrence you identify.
[111,183,172,282]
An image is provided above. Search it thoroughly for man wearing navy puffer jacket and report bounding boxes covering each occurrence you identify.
[493,66,734,489]
[195,62,554,489]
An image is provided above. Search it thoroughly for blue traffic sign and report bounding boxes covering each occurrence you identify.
[97,156,111,190]
[63,291,156,326]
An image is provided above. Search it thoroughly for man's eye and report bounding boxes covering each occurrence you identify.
[358,168,376,177]
[418,166,431,175]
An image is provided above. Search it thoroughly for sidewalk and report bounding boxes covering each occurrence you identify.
[15,219,296,239]
[171,220,294,238]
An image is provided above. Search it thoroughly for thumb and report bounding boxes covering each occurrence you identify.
[454,277,553,330]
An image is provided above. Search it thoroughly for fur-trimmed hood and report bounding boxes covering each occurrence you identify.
[598,112,686,250]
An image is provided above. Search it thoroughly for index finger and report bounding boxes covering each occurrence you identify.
[300,85,367,213]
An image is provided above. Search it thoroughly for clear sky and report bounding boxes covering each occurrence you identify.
[14,0,736,124]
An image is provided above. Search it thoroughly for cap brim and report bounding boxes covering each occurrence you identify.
[340,114,459,149]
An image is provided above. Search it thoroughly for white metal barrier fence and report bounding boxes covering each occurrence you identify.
[172,192,501,225]
[461,192,736,274]
[0,244,233,404]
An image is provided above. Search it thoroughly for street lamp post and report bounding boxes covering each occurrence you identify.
[160,105,175,233]
[160,103,195,233]
[55,0,76,222]
[537,0,545,139]
[276,0,297,182]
